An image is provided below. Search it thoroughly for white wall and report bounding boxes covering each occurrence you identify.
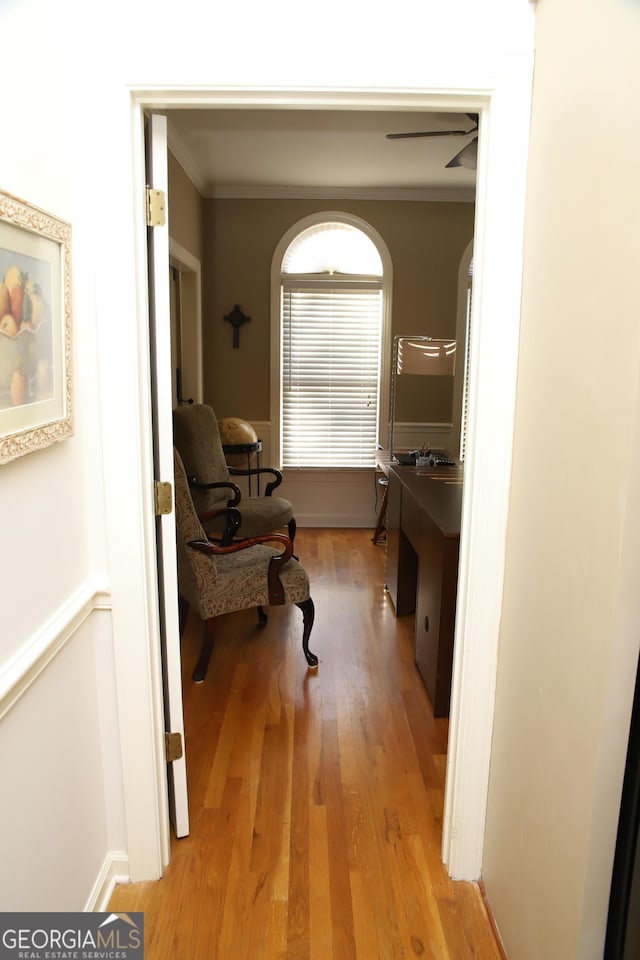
[482,0,640,957]
[1,0,578,939]
[1,610,125,910]
[0,0,126,910]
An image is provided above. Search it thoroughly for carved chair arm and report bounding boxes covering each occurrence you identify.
[188,533,294,604]
[227,465,283,497]
[189,476,242,507]
[197,505,241,546]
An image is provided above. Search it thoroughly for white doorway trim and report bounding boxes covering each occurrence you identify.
[169,238,203,405]
[125,75,533,881]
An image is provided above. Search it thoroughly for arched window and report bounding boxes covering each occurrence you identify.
[274,215,390,468]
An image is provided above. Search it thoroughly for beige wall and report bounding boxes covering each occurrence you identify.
[482,0,640,957]
[168,151,203,261]
[202,198,474,423]
[168,151,204,403]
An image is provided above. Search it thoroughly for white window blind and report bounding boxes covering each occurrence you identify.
[281,284,382,467]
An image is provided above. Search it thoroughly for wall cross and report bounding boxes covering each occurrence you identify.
[224,304,251,348]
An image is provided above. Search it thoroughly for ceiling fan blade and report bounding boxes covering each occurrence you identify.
[386,129,469,140]
[446,137,478,169]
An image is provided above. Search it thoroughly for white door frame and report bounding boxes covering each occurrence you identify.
[169,238,203,406]
[124,73,533,881]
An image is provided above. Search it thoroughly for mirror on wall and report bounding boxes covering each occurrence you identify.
[389,336,457,461]
[387,249,473,464]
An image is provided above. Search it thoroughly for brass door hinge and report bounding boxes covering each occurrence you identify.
[146,186,166,227]
[165,731,183,762]
[154,480,173,516]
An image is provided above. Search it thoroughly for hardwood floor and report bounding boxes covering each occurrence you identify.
[109,528,503,959]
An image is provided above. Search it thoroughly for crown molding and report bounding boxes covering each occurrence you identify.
[207,184,475,203]
[167,119,208,194]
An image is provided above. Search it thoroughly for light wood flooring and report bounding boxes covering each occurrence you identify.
[109,528,502,959]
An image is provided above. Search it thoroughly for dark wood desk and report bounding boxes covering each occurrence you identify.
[386,463,463,717]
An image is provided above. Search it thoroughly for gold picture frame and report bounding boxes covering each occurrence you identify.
[0,191,72,465]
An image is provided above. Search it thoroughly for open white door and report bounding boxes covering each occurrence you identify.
[146,112,189,838]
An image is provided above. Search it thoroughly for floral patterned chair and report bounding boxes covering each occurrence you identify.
[173,448,317,681]
[173,403,296,545]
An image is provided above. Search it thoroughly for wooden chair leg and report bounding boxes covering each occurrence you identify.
[178,595,189,635]
[192,618,216,682]
[288,517,297,543]
[296,597,318,667]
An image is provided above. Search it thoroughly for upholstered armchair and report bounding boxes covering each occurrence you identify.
[174,448,317,682]
[173,403,296,544]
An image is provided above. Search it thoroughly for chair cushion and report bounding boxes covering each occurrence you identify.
[211,545,310,617]
[201,494,293,538]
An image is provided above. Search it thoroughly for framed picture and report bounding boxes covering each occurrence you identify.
[0,190,72,464]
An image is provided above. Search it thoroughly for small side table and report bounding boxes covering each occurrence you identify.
[222,440,262,495]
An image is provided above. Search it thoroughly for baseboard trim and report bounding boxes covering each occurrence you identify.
[297,515,377,528]
[85,850,130,912]
[0,580,112,721]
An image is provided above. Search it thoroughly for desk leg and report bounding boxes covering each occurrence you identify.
[372,480,389,545]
